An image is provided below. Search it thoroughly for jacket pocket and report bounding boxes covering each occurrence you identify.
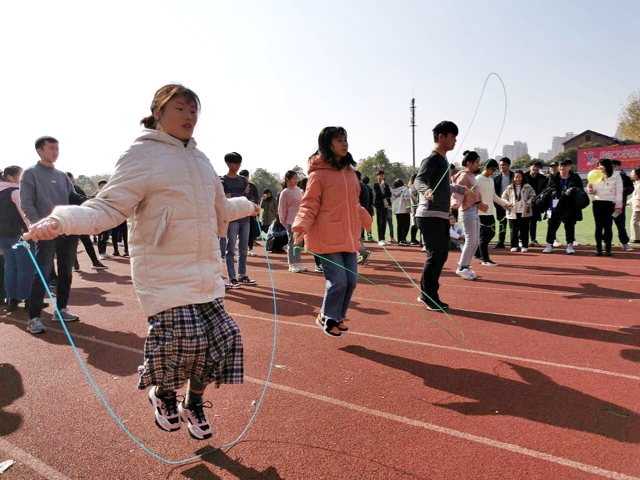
[318,220,344,246]
[153,207,173,247]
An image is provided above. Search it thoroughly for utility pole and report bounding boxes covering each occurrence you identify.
[410,98,416,169]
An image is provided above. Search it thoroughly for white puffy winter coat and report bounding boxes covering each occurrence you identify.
[592,170,623,208]
[51,130,255,316]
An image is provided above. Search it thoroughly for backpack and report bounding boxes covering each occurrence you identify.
[531,186,555,214]
[566,187,590,210]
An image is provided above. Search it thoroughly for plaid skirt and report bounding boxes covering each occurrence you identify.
[137,299,244,391]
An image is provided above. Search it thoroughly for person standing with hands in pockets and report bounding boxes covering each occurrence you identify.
[25,84,260,441]
[292,126,372,338]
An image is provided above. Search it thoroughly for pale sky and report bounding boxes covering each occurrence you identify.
[1,0,638,177]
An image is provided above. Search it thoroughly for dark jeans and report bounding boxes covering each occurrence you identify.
[614,206,630,245]
[318,252,358,321]
[546,217,575,245]
[529,217,539,242]
[593,200,614,252]
[495,205,508,244]
[375,208,388,241]
[78,235,99,264]
[97,230,111,255]
[417,217,449,303]
[477,215,496,262]
[28,235,79,318]
[509,214,530,248]
[396,214,410,243]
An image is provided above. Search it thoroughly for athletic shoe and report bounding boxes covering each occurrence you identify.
[521,248,528,253]
[92,262,108,270]
[315,314,341,338]
[542,244,553,254]
[573,241,581,246]
[594,251,603,257]
[622,244,634,252]
[6,299,19,312]
[566,244,575,255]
[378,240,391,246]
[518,241,523,248]
[510,247,518,252]
[123,252,130,258]
[295,263,308,272]
[410,241,421,246]
[605,251,614,257]
[53,308,80,322]
[27,317,46,334]
[248,249,257,257]
[314,265,324,273]
[530,240,541,247]
[553,240,562,248]
[421,246,427,252]
[481,260,499,266]
[99,253,114,260]
[289,264,304,273]
[238,276,256,285]
[179,401,213,440]
[112,251,121,257]
[148,387,181,432]
[229,279,241,289]
[73,262,80,272]
[417,296,449,311]
[390,238,396,244]
[359,250,371,265]
[468,268,478,280]
[456,267,475,281]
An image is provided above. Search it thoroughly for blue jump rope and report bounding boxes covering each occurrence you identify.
[14,72,507,466]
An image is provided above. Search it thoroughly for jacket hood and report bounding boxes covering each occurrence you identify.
[136,129,197,150]
[390,186,408,197]
[0,181,19,193]
[307,154,342,174]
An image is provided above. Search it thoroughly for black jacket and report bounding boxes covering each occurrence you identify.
[372,182,392,210]
[523,172,545,195]
[493,171,514,197]
[620,171,634,200]
[549,172,584,222]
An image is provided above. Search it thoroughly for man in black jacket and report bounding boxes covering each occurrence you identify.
[523,161,545,247]
[542,159,583,255]
[493,158,514,249]
[611,160,634,251]
[362,176,375,241]
[372,170,392,246]
[414,121,466,311]
[240,169,261,256]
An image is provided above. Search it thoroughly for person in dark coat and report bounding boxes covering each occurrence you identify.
[523,161,545,247]
[492,158,514,249]
[542,159,584,254]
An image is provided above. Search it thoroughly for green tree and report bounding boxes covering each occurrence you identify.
[291,165,307,180]
[512,154,533,168]
[75,175,97,196]
[617,92,640,142]
[357,150,416,183]
[251,168,281,197]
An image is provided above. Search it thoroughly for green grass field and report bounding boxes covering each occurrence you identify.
[371,206,634,247]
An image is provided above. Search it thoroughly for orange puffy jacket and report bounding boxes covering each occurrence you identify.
[292,154,372,255]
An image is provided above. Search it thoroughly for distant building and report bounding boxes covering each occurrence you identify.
[539,132,575,161]
[502,141,528,160]
[473,147,489,163]
[563,130,618,151]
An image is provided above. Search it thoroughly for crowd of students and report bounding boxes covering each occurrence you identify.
[1,83,639,442]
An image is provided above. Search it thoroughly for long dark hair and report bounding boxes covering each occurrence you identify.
[282,170,298,189]
[597,158,613,178]
[314,126,356,170]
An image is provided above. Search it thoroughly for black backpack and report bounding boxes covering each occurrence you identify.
[531,186,555,213]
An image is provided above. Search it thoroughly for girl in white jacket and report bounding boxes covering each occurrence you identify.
[587,158,622,256]
[26,84,260,441]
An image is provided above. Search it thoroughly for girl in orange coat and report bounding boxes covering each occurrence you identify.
[293,127,372,337]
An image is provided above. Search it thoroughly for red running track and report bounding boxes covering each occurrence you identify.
[0,243,639,479]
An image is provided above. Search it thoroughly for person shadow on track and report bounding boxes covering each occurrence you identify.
[177,447,282,480]
[0,363,24,436]
[340,345,639,443]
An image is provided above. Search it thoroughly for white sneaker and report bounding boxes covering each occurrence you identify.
[54,308,80,322]
[518,241,523,248]
[314,265,323,273]
[481,260,499,266]
[148,387,181,432]
[530,240,541,247]
[566,244,575,255]
[542,244,553,254]
[510,247,518,252]
[178,401,213,440]
[468,268,478,280]
[623,244,634,252]
[456,267,476,281]
[27,317,46,334]
[296,263,308,272]
[289,264,303,273]
[378,240,390,246]
[573,241,581,246]
[553,240,562,248]
[521,248,528,253]
[248,249,257,257]
[421,246,426,252]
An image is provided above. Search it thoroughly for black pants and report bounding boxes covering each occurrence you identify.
[410,224,420,243]
[593,200,614,252]
[529,217,539,242]
[546,216,575,245]
[0,254,5,302]
[477,215,496,262]
[614,206,630,245]
[417,217,449,303]
[78,235,99,265]
[495,205,508,244]
[28,236,78,318]
[396,214,410,243]
[97,230,111,255]
[375,207,387,241]
[112,222,129,254]
[248,217,259,249]
[509,214,530,248]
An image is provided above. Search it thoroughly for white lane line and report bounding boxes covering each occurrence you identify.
[6,314,638,382]
[244,377,640,480]
[229,313,640,381]
[3,319,638,480]
[0,437,73,480]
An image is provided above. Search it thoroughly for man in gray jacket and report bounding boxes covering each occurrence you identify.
[20,136,82,333]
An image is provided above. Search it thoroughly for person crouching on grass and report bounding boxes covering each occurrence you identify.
[25,84,260,441]
[292,126,372,338]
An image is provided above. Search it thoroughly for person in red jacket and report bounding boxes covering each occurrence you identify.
[293,127,372,337]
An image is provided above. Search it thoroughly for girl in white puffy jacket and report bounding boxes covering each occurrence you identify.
[587,158,622,256]
[391,179,412,245]
[26,84,260,441]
